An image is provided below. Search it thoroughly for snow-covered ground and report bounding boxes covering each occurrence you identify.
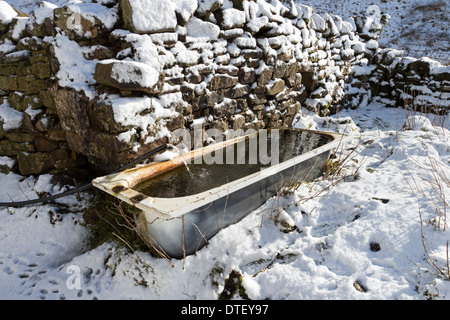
[1,101,449,300]
[0,0,449,301]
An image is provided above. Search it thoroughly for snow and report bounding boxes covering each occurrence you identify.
[31,1,57,25]
[107,59,161,89]
[45,34,98,99]
[185,16,220,42]
[0,99,23,131]
[297,0,449,57]
[0,39,16,55]
[0,0,18,24]
[127,0,178,33]
[1,99,449,300]
[0,0,449,302]
[0,156,15,168]
[197,0,224,15]
[219,8,246,29]
[101,94,178,146]
[12,19,28,40]
[65,2,119,30]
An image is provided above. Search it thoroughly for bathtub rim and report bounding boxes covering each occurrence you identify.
[92,129,352,219]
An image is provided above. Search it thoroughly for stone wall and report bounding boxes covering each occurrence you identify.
[0,0,448,177]
[342,19,449,112]
[0,3,87,175]
[370,49,449,112]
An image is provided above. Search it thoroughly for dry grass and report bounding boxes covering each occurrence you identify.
[401,107,450,283]
[293,138,364,205]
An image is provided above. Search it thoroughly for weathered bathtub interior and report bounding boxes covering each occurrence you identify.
[92,129,349,258]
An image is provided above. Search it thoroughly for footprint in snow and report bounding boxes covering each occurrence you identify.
[3,266,14,275]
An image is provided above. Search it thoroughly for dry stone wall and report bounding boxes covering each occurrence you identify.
[369,49,449,112]
[0,0,448,177]
[0,3,87,175]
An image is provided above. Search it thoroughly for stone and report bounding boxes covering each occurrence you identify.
[238,68,256,84]
[17,151,53,175]
[0,76,19,91]
[51,148,86,170]
[248,93,267,105]
[286,73,302,88]
[8,91,25,111]
[274,61,287,78]
[48,85,90,136]
[16,77,28,92]
[212,99,237,117]
[322,13,339,38]
[5,132,35,143]
[244,111,255,123]
[209,119,228,132]
[0,157,15,174]
[0,140,35,156]
[340,49,354,61]
[0,77,9,91]
[186,74,203,84]
[277,45,294,61]
[83,46,116,61]
[48,81,141,171]
[23,95,43,110]
[65,129,132,172]
[209,74,238,91]
[266,79,285,96]
[231,115,245,130]
[301,71,318,91]
[191,95,207,111]
[27,2,56,37]
[206,91,224,107]
[196,0,223,17]
[257,66,274,87]
[225,84,250,99]
[234,35,257,50]
[230,0,245,11]
[247,58,260,69]
[88,99,133,133]
[53,3,119,40]
[25,79,46,95]
[32,62,52,79]
[121,0,177,34]
[408,60,430,78]
[370,241,381,252]
[220,28,244,40]
[39,90,56,109]
[2,50,31,63]
[94,61,165,95]
[165,114,185,131]
[431,72,450,82]
[35,115,56,132]
[47,125,67,142]
[311,13,326,32]
[34,137,58,152]
[186,16,220,41]
[7,17,30,41]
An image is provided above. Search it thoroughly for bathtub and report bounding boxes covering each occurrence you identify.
[92,128,350,258]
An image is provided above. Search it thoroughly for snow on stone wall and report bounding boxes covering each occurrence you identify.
[0,0,448,176]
